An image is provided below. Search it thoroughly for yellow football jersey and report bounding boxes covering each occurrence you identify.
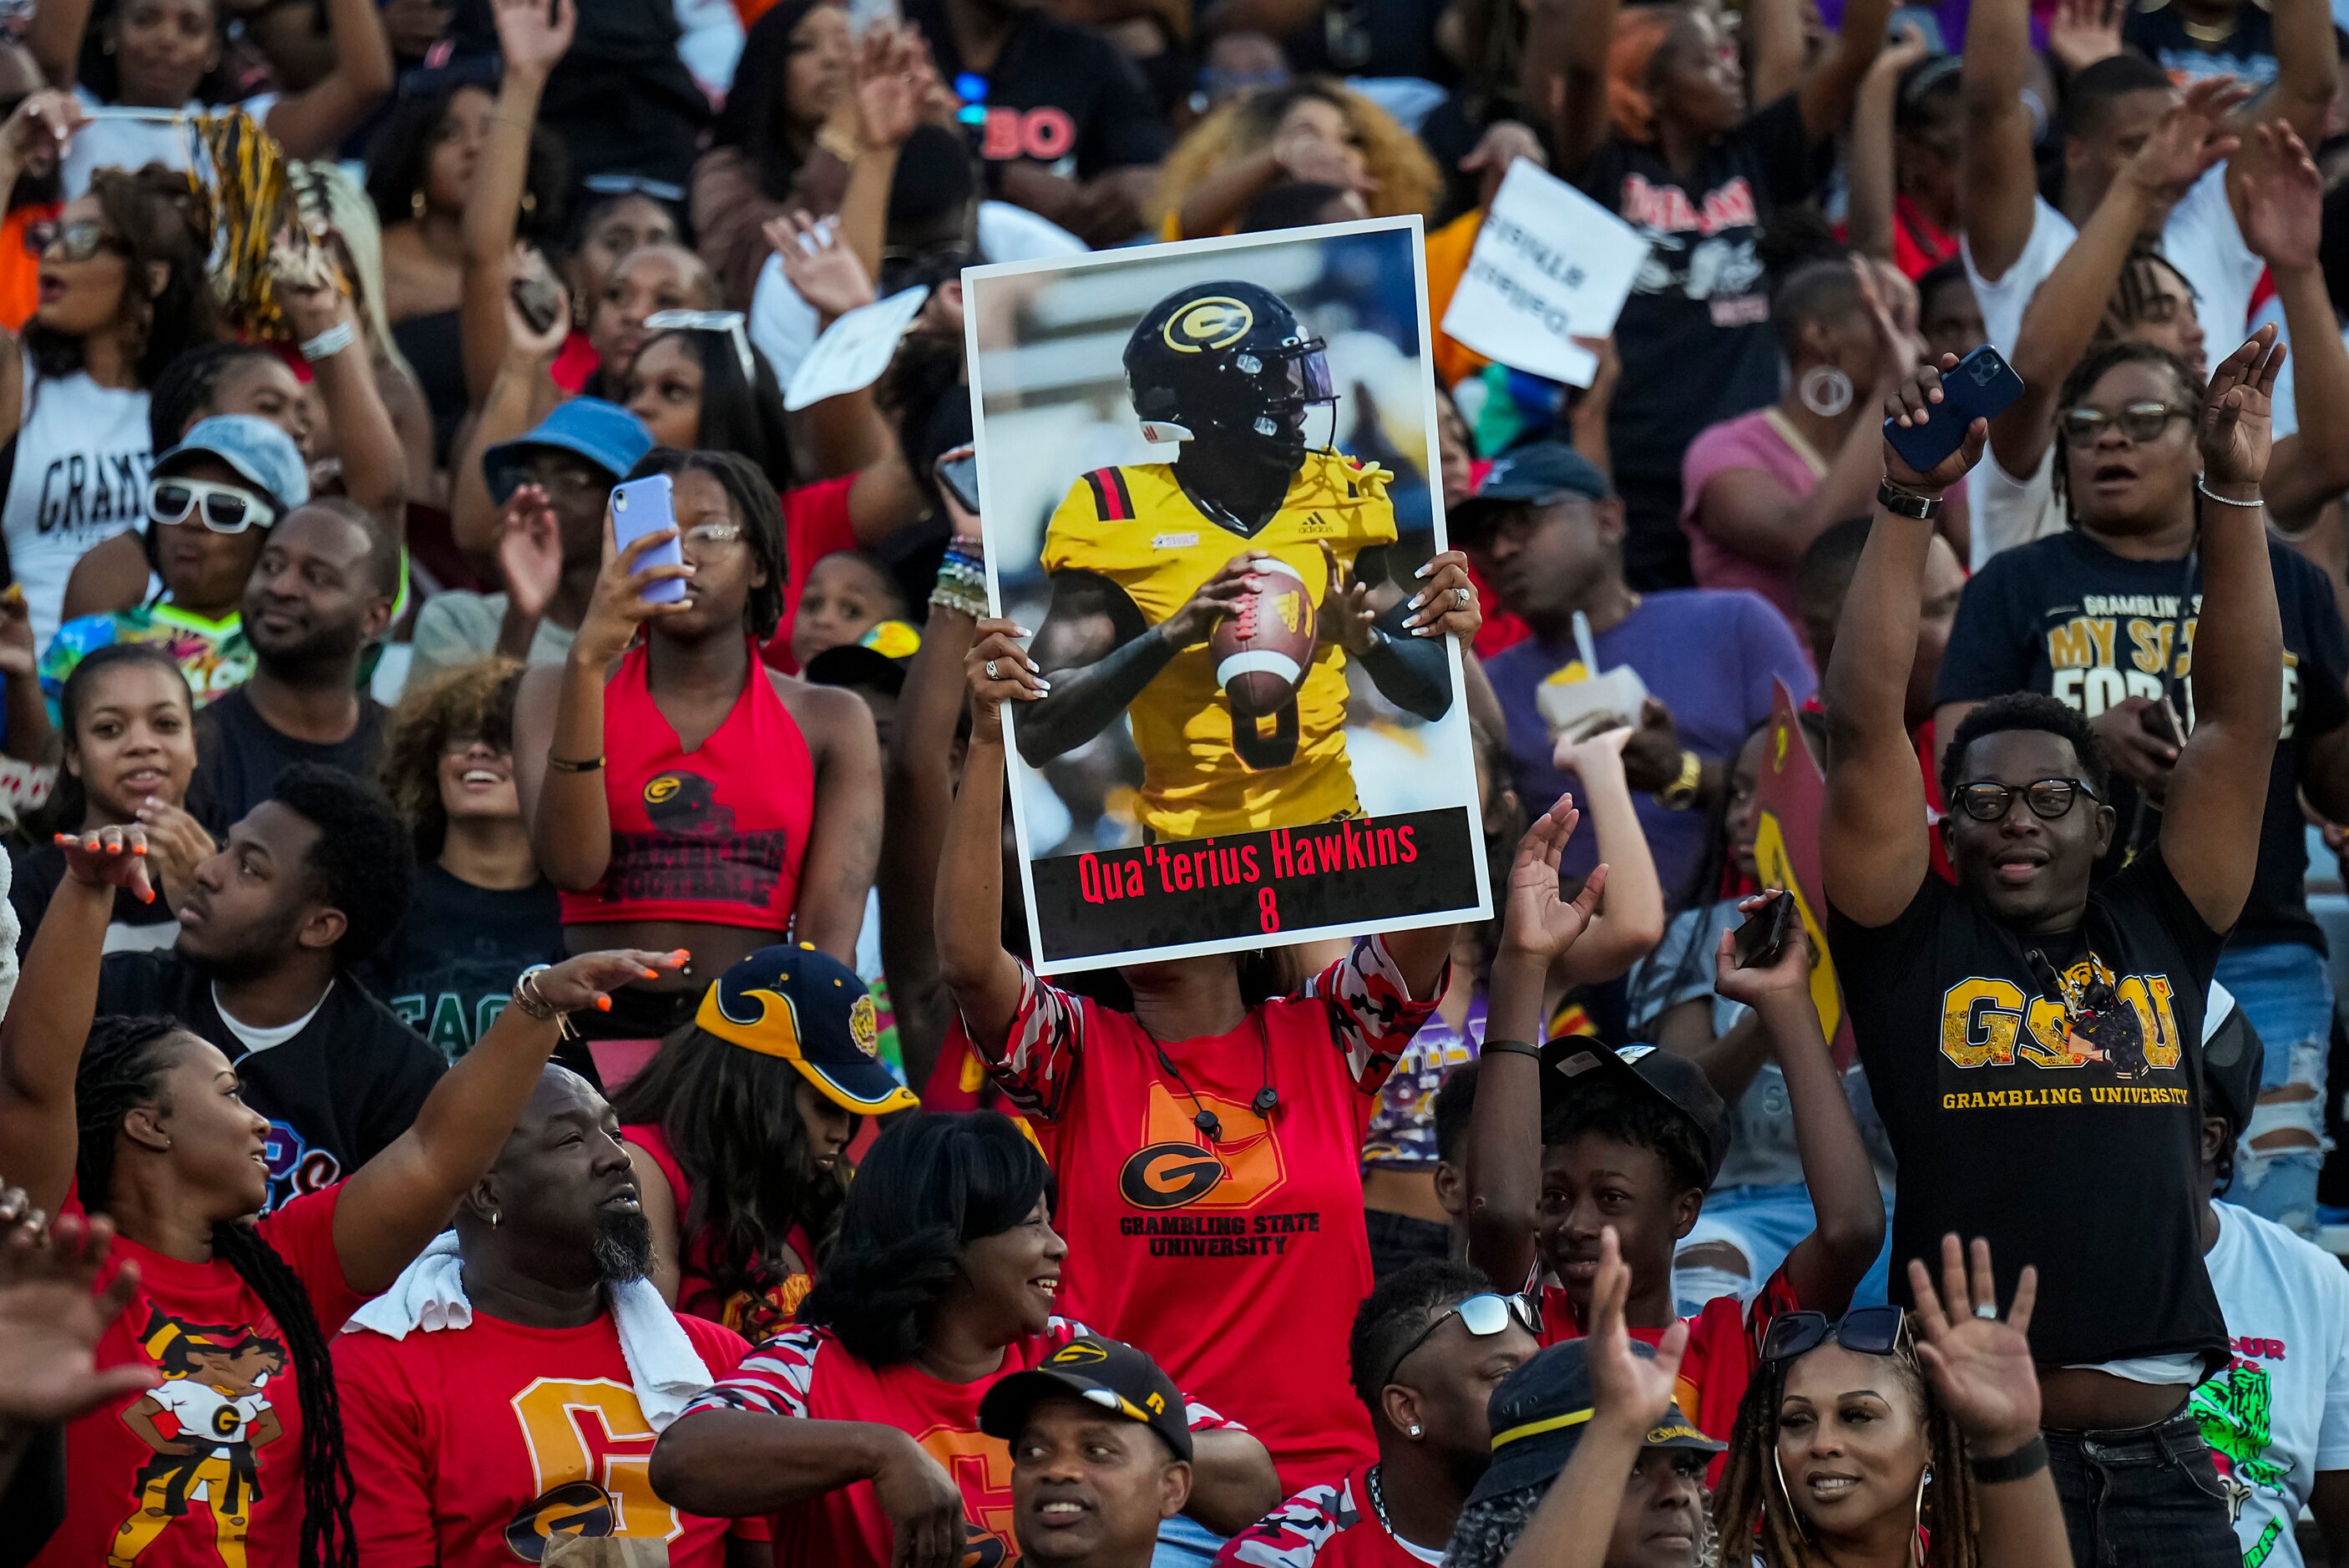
[1041,448,1398,840]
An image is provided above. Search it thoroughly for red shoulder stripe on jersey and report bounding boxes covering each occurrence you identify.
[1084,468,1134,522]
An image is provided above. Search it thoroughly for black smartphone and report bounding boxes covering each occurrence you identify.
[1733,890,1796,969]
[511,270,563,338]
[936,453,980,514]
[1883,344,2025,475]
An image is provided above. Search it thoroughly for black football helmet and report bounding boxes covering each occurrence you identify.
[1122,281,1336,469]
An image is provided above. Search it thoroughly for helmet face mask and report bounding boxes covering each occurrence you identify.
[1125,281,1338,475]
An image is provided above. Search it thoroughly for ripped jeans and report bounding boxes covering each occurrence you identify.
[2215,941,2336,1237]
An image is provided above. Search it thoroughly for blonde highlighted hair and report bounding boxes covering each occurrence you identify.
[1152,78,1442,230]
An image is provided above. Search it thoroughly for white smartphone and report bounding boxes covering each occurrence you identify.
[610,474,686,605]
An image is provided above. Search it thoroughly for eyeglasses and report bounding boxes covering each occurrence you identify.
[2058,402,2193,444]
[1952,776,2101,822]
[645,308,757,385]
[1762,1304,1908,1363]
[679,521,746,548]
[1382,1292,1542,1387]
[25,219,120,262]
[149,477,276,534]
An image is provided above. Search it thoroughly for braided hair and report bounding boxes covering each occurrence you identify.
[74,1016,358,1568]
[1710,1323,1981,1568]
[2047,339,2204,533]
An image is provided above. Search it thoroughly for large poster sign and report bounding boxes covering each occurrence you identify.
[964,217,1491,974]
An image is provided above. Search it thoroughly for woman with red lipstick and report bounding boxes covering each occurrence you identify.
[648,1110,1278,1568]
[7,643,201,957]
[614,942,916,1337]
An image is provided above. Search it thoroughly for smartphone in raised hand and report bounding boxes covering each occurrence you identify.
[610,474,686,605]
[1884,345,2024,475]
[1733,890,1796,970]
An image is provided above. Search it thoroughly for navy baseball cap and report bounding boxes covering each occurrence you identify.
[805,619,922,696]
[1466,1339,1722,1507]
[694,943,918,1115]
[1540,1039,1731,1189]
[483,397,653,504]
[155,415,311,511]
[1451,441,1612,543]
[979,1334,1195,1462]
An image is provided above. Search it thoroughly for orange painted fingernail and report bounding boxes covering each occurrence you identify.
[51,833,67,844]
[642,968,660,979]
[672,949,690,961]
[133,843,147,854]
[595,995,612,1013]
[139,888,154,904]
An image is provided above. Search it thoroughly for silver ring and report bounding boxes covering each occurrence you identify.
[984,659,1000,680]
[1452,585,1470,608]
[1973,1304,1999,1321]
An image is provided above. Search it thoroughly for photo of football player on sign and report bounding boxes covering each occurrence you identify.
[963,219,1490,973]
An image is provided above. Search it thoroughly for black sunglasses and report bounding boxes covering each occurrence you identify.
[1762,1304,1908,1363]
[1382,1292,1542,1387]
[1952,777,2101,823]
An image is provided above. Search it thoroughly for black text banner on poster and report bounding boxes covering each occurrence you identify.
[1030,807,1481,964]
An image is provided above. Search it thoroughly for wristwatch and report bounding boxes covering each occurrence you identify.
[1877,479,1942,520]
[1658,750,1704,811]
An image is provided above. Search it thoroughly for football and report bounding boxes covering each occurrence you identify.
[1212,557,1318,719]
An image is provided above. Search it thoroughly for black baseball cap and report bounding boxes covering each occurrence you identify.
[1451,441,1612,544]
[979,1335,1194,1462]
[2200,980,2265,1138]
[804,619,922,697]
[1465,1339,1723,1507]
[1540,1040,1731,1189]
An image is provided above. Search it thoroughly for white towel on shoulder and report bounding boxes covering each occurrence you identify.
[344,1232,714,1429]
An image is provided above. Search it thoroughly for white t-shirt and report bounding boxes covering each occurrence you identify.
[3,353,153,651]
[63,86,280,199]
[749,200,1086,387]
[1962,169,2261,367]
[211,979,332,1055]
[2193,1198,2349,1568]
[1968,445,2061,571]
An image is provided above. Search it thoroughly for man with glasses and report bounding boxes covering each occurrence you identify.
[1822,338,2291,1566]
[1214,1261,1537,1568]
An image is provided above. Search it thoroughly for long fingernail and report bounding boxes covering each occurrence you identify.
[642,968,661,979]
[1036,679,1054,692]
[52,833,68,844]
[673,949,691,961]
[1408,592,1426,609]
[595,995,612,1013]
[133,843,147,854]
[1414,560,1434,579]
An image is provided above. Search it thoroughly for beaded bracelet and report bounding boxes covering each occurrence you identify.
[932,551,990,617]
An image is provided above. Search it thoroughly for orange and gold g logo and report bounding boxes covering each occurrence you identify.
[1163,296,1254,354]
[849,993,879,1058]
[503,1481,617,1562]
[644,774,681,807]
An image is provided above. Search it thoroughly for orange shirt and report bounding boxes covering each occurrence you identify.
[0,204,60,332]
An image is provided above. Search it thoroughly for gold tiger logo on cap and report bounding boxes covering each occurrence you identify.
[1164,297,1253,354]
[850,993,879,1058]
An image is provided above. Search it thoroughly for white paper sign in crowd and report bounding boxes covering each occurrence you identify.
[783,284,934,412]
[1440,159,1652,387]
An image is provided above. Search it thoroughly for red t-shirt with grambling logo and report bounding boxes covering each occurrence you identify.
[948,937,1442,1493]
[41,1186,363,1568]
[334,1307,764,1567]
[679,1316,1239,1568]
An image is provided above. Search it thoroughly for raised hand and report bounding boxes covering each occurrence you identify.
[1712,891,1816,1008]
[1499,794,1607,964]
[767,212,878,322]
[2238,122,2322,273]
[572,521,695,666]
[2120,74,2250,205]
[1587,1227,1688,1436]
[1883,355,1989,493]
[498,484,564,621]
[2046,0,2124,73]
[851,23,936,154]
[0,90,83,172]
[270,240,350,344]
[2198,323,2286,494]
[965,617,1047,739]
[1404,549,1480,640]
[1273,124,1379,197]
[489,0,575,81]
[54,823,153,904]
[1618,696,1690,795]
[505,246,571,362]
[1907,1234,2041,1452]
[529,949,689,1016]
[0,1207,160,1425]
[1458,119,1545,208]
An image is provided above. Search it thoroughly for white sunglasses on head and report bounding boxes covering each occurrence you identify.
[645,309,757,384]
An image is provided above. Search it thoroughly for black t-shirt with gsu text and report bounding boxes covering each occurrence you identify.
[95,953,444,1212]
[1828,847,2225,1371]
[1934,530,2349,954]
[1570,94,1831,586]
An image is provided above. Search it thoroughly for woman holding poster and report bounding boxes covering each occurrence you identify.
[935,606,1505,1560]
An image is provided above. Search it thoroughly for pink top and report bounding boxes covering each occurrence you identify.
[1679,407,1824,626]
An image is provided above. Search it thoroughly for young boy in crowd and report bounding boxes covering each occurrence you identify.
[1460,801,1884,1444]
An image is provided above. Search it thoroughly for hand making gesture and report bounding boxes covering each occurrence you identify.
[1908,1234,2043,1456]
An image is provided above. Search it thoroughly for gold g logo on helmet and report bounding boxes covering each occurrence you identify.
[849,993,879,1059]
[1163,297,1255,355]
[643,774,682,807]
